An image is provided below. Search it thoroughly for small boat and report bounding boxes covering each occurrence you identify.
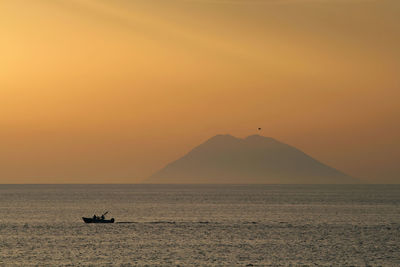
[82,211,115,223]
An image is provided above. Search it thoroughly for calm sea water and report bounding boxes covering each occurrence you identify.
[0,184,399,266]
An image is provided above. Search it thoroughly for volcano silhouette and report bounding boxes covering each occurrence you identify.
[146,134,358,184]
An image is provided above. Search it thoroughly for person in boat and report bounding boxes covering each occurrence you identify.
[93,215,97,220]
[101,214,105,220]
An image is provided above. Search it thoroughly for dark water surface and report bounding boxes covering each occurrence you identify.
[1,184,399,266]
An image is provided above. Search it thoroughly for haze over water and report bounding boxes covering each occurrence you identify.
[1,184,399,266]
[1,0,400,184]
[1,0,400,265]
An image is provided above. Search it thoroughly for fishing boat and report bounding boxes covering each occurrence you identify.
[82,211,115,223]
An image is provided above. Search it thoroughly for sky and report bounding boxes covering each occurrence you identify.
[0,0,399,183]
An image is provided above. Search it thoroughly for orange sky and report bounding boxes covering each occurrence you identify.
[1,0,399,183]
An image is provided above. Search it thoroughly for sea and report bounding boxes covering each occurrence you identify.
[0,184,399,266]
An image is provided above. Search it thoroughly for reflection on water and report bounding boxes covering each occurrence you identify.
[1,184,399,265]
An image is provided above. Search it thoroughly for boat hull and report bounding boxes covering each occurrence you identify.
[82,217,115,223]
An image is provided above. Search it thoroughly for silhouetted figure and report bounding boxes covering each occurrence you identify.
[82,212,114,223]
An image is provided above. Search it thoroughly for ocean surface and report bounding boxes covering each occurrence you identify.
[0,184,399,266]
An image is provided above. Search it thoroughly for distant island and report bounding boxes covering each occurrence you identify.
[146,134,359,184]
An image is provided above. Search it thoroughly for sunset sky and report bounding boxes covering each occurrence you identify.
[1,0,399,183]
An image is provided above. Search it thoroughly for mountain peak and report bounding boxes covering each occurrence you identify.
[208,134,276,143]
[245,134,276,142]
[245,134,264,139]
[200,134,242,148]
[208,134,239,141]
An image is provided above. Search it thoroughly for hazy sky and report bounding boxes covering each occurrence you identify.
[1,0,399,183]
